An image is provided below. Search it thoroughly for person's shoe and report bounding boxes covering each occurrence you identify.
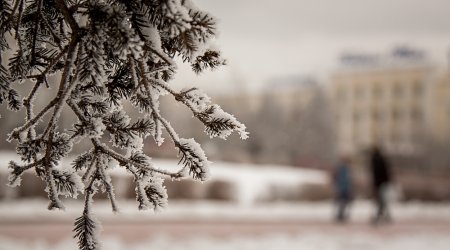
[371,216,380,226]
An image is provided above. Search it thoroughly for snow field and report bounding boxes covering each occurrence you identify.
[0,230,449,250]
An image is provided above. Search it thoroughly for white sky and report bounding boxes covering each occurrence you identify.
[172,0,450,94]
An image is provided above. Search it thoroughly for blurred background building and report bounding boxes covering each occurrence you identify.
[331,47,435,156]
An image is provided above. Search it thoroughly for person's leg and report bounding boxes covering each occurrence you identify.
[336,195,350,222]
[342,198,349,221]
[372,188,383,224]
[380,184,392,222]
[336,198,345,222]
[378,190,386,218]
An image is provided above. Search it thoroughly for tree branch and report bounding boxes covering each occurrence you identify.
[144,44,176,67]
[148,76,201,118]
[40,13,65,51]
[28,45,69,79]
[42,42,79,138]
[67,99,184,179]
[55,0,80,34]
[98,163,118,212]
[138,61,181,143]
[30,0,44,65]
[9,98,58,140]
[0,0,21,32]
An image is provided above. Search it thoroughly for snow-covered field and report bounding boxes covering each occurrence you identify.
[2,152,450,249]
[0,151,327,205]
[0,229,449,250]
[1,200,450,250]
[1,199,450,222]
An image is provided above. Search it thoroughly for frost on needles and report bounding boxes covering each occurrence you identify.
[0,0,248,249]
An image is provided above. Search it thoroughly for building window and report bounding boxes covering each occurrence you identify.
[372,110,382,121]
[390,132,400,144]
[411,108,423,121]
[393,83,403,98]
[353,111,361,122]
[335,113,341,123]
[392,108,401,120]
[413,82,423,98]
[337,88,347,103]
[354,85,364,100]
[447,106,450,120]
[373,84,383,99]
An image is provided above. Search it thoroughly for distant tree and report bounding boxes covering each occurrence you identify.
[287,86,335,167]
[0,0,247,249]
[241,85,335,167]
[250,94,288,163]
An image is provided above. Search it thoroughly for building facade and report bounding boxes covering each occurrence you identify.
[330,48,443,156]
[429,71,450,142]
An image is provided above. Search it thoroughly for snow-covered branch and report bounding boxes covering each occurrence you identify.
[1,0,247,249]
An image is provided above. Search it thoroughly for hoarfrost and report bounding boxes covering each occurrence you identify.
[178,138,211,181]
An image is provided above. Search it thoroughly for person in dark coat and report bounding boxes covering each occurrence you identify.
[333,156,353,222]
[369,146,392,224]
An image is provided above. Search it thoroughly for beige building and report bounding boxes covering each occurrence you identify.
[430,71,450,142]
[330,48,445,156]
[262,76,319,116]
[215,76,319,117]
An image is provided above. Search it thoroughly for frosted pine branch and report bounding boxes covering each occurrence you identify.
[1,0,248,249]
[177,138,211,181]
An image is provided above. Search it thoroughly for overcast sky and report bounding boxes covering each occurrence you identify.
[173,0,450,93]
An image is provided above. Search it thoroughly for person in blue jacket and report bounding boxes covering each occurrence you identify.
[334,156,353,222]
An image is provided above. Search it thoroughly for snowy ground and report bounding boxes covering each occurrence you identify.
[0,151,327,205]
[1,200,450,250]
[0,225,449,250]
[0,233,448,250]
[1,199,450,222]
[1,152,450,249]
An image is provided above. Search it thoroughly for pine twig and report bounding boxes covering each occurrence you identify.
[30,0,44,65]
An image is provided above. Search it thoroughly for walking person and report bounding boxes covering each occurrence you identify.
[333,156,353,223]
[369,146,392,224]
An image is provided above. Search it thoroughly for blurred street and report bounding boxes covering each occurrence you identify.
[1,217,450,250]
[1,218,450,243]
[0,200,449,249]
